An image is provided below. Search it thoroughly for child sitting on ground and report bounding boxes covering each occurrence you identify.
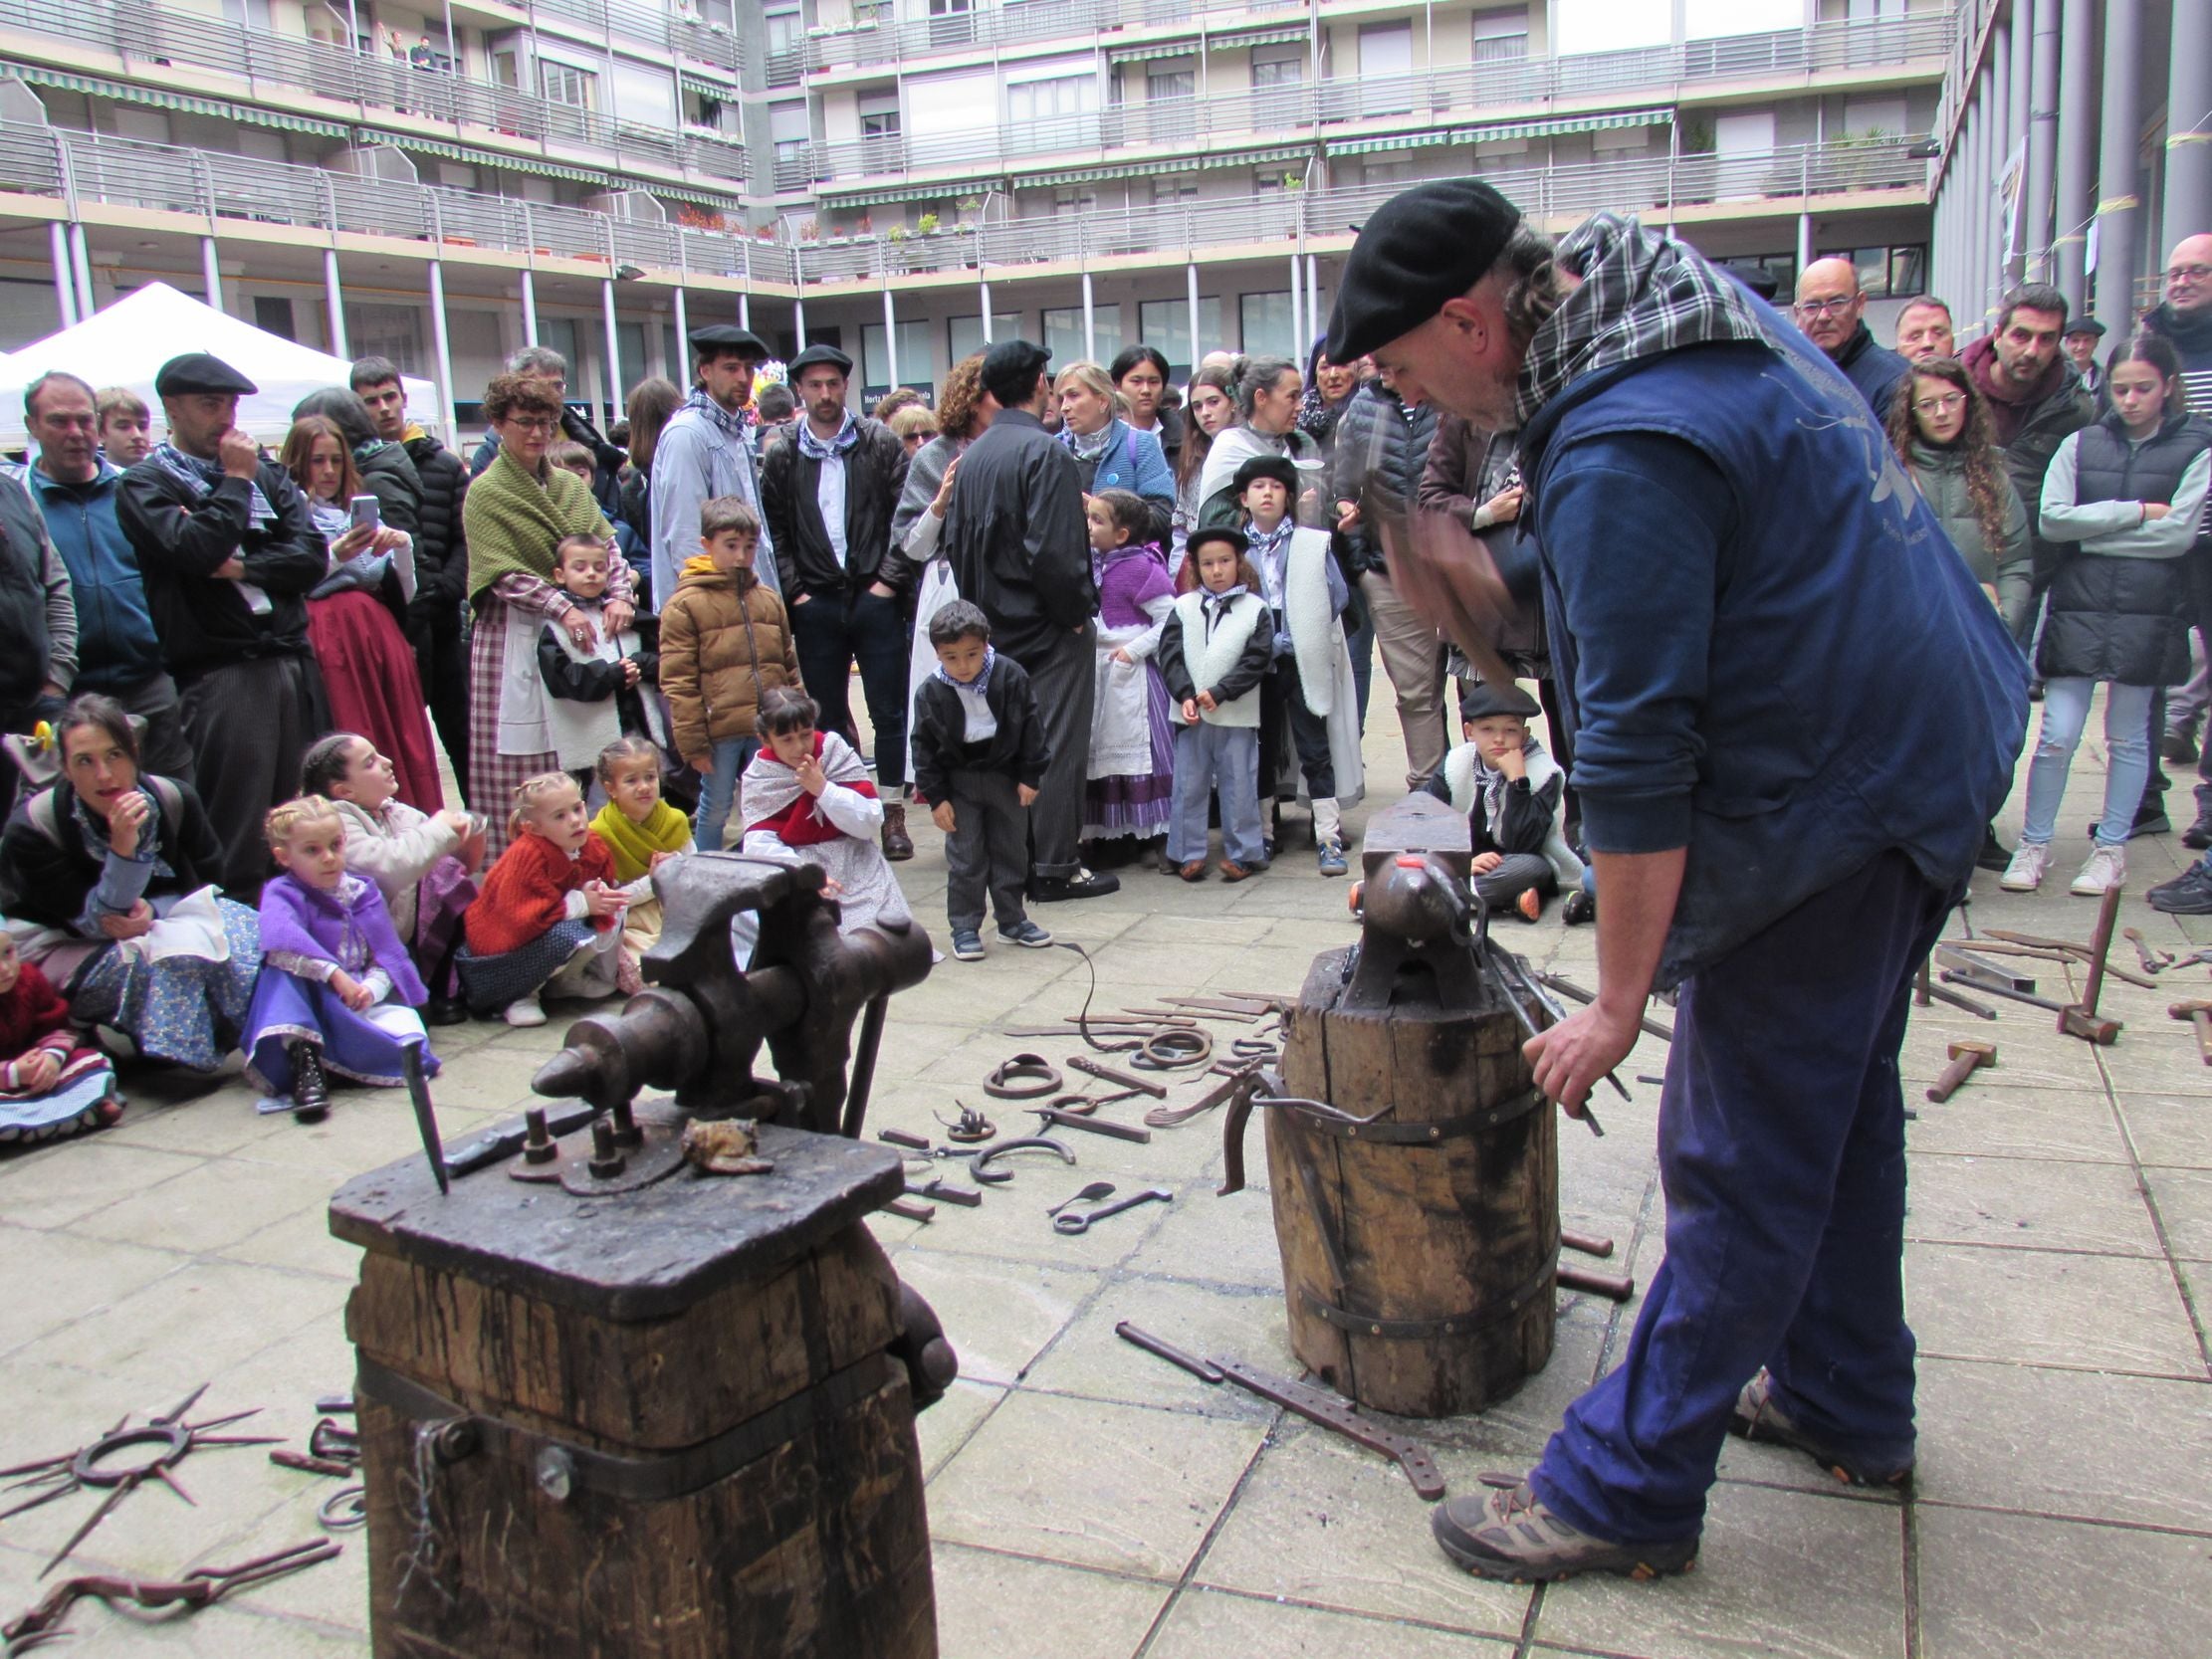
[731,687,911,964]
[457,772,627,1026]
[589,734,693,964]
[1158,527,1274,882]
[910,602,1051,960]
[661,496,800,852]
[1083,490,1178,857]
[1426,681,1590,926]
[1233,454,1364,876]
[244,796,439,1123]
[538,533,657,793]
[0,928,121,1143]
[308,732,482,1024]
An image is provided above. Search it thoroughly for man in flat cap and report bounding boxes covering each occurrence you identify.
[944,340,1115,902]
[651,323,777,611]
[1331,183,2026,1580]
[117,351,331,900]
[760,342,916,858]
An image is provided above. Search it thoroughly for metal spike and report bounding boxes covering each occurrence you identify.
[0,1482,81,1524]
[155,1383,211,1425]
[149,1464,195,1507]
[39,1480,132,1577]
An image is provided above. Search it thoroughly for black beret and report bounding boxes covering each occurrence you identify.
[688,324,770,359]
[788,343,854,377]
[1459,679,1541,722]
[1231,453,1300,496]
[153,352,257,396]
[1325,179,1523,363]
[1184,525,1249,561]
[2063,317,2106,338]
[981,337,1051,404]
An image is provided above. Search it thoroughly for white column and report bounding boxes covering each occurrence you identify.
[2054,0,2096,312]
[1288,252,1303,358]
[794,296,806,347]
[881,286,898,388]
[1186,262,1201,364]
[521,269,539,346]
[48,221,75,328]
[601,278,623,419]
[1081,271,1096,361]
[980,281,993,341]
[68,223,93,319]
[672,287,690,369]
[200,237,222,312]
[2164,0,2212,256]
[2026,0,2060,284]
[739,291,750,330]
[324,249,347,358]
[1307,254,1322,344]
[1796,212,1813,276]
[427,259,458,442]
[2094,0,2143,335]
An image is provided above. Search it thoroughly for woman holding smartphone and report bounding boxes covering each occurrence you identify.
[280,414,443,812]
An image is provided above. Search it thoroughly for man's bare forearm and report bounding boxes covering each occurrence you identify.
[1591,847,1687,1015]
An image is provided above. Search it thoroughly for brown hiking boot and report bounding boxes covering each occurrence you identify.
[1432,1481,1697,1583]
[881,802,914,861]
[1729,1370,1914,1488]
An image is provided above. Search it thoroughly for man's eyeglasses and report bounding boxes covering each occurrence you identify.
[1795,297,1857,317]
[2167,263,2212,285]
[1912,392,1968,415]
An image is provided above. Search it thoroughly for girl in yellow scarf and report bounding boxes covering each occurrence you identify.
[589,737,694,964]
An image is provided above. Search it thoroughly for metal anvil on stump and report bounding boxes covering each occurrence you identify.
[1259,794,1558,1418]
[328,851,947,1658]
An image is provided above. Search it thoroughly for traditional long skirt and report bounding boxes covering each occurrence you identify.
[244,969,438,1097]
[468,594,559,859]
[309,590,442,813]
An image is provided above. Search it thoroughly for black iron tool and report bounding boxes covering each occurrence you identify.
[400,1044,448,1195]
[444,1103,600,1179]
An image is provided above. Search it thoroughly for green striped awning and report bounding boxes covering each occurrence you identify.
[1026,155,1203,187]
[1207,24,1307,49]
[819,176,996,207]
[1106,42,1199,66]
[4,65,349,135]
[383,133,611,185]
[1327,107,1670,157]
[678,70,740,100]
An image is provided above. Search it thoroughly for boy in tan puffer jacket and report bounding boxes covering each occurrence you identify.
[659,496,802,850]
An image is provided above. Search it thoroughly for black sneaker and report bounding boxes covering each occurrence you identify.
[1975,824,2010,872]
[1030,868,1120,903]
[2148,863,2212,915]
[2095,804,2172,839]
[1562,888,1595,927]
[2187,809,2212,851]
[2164,730,2201,765]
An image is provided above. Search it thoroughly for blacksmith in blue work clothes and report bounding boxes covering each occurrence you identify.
[1327,182,2028,1582]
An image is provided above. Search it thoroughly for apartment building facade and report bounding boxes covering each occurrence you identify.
[0,0,1953,436]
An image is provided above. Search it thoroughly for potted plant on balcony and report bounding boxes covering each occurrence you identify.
[798,219,820,242]
[916,211,941,236]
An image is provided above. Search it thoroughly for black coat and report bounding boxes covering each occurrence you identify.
[402,432,470,636]
[942,410,1096,665]
[1330,383,1438,577]
[760,417,913,599]
[115,458,326,677]
[0,775,223,933]
[908,656,1050,803]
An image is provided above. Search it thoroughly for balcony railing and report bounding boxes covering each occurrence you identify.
[788,138,1927,282]
[0,0,744,185]
[806,0,1302,72]
[0,120,796,282]
[789,13,1952,189]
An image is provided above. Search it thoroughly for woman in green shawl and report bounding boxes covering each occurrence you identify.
[464,372,633,855]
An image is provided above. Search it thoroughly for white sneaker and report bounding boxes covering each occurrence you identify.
[1999,843,2051,892]
[502,994,548,1028]
[2070,844,2126,897]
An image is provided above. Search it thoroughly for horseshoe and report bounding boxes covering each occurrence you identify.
[984,1054,1063,1100]
[970,1136,1077,1183]
[1135,1028,1215,1070]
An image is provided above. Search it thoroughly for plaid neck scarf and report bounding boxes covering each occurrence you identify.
[934,645,995,696]
[1515,213,1769,433]
[685,387,750,443]
[152,441,276,526]
[796,410,859,463]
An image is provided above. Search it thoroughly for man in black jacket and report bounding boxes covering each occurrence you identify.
[353,355,471,799]
[1794,258,1910,420]
[117,352,331,900]
[760,343,917,859]
[944,339,1115,901]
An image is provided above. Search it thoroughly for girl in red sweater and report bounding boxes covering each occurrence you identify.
[0,929,122,1141]
[457,773,628,1026]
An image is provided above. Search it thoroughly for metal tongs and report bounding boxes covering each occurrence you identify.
[1471,894,1614,1137]
[4,1540,341,1652]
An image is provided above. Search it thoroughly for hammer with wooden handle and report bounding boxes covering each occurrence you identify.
[2168,1000,2212,1066]
[1926,1039,1996,1102]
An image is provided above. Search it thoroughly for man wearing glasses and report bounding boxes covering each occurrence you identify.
[1792,258,1909,419]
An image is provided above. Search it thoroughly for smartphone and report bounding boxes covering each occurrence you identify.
[348,494,380,533]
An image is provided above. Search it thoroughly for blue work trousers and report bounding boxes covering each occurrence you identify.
[1531,850,1952,1544]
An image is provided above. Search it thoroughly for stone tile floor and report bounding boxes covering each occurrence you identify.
[1,699,2208,1656]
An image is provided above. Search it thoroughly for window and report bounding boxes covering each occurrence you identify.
[1818,244,1928,300]
[539,60,596,108]
[253,296,295,342]
[1051,189,1096,217]
[1472,6,1530,61]
[1043,304,1122,365]
[1146,65,1195,103]
[765,11,800,53]
[861,319,934,395]
[344,303,424,375]
[860,90,901,139]
[949,311,1025,360]
[1138,297,1224,376]
[1356,22,1413,116]
[1238,292,1293,358]
[1250,43,1305,88]
[1152,174,1200,205]
[928,0,975,47]
[1008,73,1094,132]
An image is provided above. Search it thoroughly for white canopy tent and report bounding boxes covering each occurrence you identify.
[0,283,444,447]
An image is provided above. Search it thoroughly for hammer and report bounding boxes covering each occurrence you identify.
[2056,884,2126,1045]
[2169,1000,2212,1066]
[1926,1039,1996,1102]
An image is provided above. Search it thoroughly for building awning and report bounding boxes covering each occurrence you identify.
[1207,24,1307,49]
[384,133,612,185]
[653,180,751,211]
[1327,106,1670,157]
[819,176,998,207]
[1105,42,1198,66]
[1021,136,1309,189]
[678,70,739,101]
[5,65,350,136]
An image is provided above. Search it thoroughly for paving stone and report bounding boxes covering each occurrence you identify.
[0,1140,207,1230]
[2114,1089,2212,1169]
[1121,1182,1287,1290]
[1915,1356,2212,1530]
[1149,1585,1516,1657]
[917,1377,1004,1481]
[1904,1151,2166,1257]
[929,1543,1172,1659]
[0,1224,187,1351]
[1906,1240,2206,1375]
[1914,1506,2212,1658]
[927,1389,1266,1579]
[1531,1482,1903,1659]
[892,1253,1094,1387]
[1906,1087,2130,1162]
[1019,1276,1297,1418]
[2141,1164,2212,1260]
[68,1151,342,1255]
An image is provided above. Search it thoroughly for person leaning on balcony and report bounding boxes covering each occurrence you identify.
[471,346,628,530]
[116,352,332,902]
[1792,258,1910,419]
[649,325,777,613]
[18,372,194,790]
[1194,354,1323,529]
[1329,177,2024,1584]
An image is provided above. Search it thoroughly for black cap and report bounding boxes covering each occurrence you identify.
[788,343,854,377]
[2064,317,2107,338]
[981,337,1051,405]
[153,352,257,397]
[688,324,770,359]
[1326,179,1524,363]
[1184,525,1249,561]
[1459,679,1541,722]
[1231,454,1300,497]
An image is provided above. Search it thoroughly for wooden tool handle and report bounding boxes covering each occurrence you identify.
[2078,884,2125,1016]
[1558,1264,1635,1302]
[2193,1009,2212,1067]
[1926,1053,1977,1103]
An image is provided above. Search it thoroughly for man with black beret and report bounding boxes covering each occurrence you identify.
[943,340,1115,901]
[650,323,777,609]
[1331,183,2026,1579]
[761,340,916,858]
[117,351,331,900]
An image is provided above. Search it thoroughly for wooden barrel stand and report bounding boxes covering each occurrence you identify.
[1270,945,1558,1418]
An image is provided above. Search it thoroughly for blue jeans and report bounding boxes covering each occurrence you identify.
[1531,851,1950,1542]
[2019,678,2153,849]
[693,736,758,853]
